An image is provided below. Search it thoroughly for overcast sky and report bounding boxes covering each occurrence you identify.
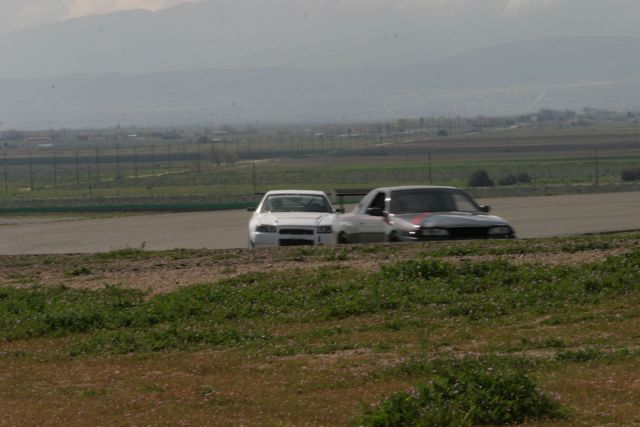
[2,0,638,35]
[0,0,195,33]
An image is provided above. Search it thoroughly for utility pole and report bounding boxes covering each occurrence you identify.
[115,144,120,179]
[594,147,599,185]
[252,160,257,194]
[210,145,216,166]
[195,141,201,173]
[428,152,432,184]
[75,150,80,186]
[3,152,8,193]
[151,145,156,175]
[95,147,100,184]
[28,150,34,191]
[182,143,187,171]
[87,166,91,194]
[53,150,57,189]
[134,146,138,179]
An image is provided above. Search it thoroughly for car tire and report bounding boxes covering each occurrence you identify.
[337,232,348,244]
[387,232,400,243]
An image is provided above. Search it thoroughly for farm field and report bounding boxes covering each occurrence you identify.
[2,233,640,425]
[2,127,640,206]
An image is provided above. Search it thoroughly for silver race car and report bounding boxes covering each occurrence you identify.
[333,186,515,243]
[248,190,339,248]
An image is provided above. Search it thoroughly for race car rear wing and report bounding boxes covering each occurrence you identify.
[333,188,371,211]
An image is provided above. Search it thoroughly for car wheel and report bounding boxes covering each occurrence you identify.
[337,232,348,244]
[387,232,400,243]
[248,239,255,249]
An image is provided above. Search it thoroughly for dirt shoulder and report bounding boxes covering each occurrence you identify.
[1,236,637,294]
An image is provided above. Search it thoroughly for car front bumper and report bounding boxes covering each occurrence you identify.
[252,231,334,247]
[397,228,515,242]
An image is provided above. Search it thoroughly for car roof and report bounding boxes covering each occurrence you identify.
[264,189,328,196]
[374,185,461,192]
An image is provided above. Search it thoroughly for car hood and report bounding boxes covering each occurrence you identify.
[392,212,512,228]
[254,212,335,227]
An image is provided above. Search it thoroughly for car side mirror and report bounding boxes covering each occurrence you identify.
[366,207,384,217]
[479,205,490,213]
[335,208,345,213]
[247,207,256,212]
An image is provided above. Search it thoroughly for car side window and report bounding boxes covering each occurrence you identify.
[368,192,386,211]
[357,191,374,214]
[452,192,478,212]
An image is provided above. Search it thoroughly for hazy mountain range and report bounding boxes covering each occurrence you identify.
[1,0,640,128]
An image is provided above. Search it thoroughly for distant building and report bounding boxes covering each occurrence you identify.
[27,136,52,142]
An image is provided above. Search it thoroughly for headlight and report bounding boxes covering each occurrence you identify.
[488,226,511,236]
[421,228,449,237]
[317,225,332,234]
[256,225,277,233]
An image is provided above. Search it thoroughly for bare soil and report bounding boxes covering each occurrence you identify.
[1,238,636,294]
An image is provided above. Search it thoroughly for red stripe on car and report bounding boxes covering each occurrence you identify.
[411,212,431,225]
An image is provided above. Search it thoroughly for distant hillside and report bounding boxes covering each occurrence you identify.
[6,0,640,80]
[0,1,455,79]
[416,37,640,89]
[2,37,640,128]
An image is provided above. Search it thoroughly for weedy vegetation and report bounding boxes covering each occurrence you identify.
[1,234,640,425]
[354,357,567,426]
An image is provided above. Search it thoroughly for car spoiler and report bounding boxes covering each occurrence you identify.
[334,188,371,211]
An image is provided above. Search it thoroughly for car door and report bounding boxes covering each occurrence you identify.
[358,191,388,243]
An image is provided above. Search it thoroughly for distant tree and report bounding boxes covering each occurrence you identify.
[621,168,640,182]
[396,119,408,129]
[468,170,494,187]
[498,175,518,186]
[582,107,617,120]
[537,109,576,123]
[209,147,221,166]
[208,147,237,166]
[498,172,531,186]
[221,149,238,165]
[437,129,448,137]
[516,172,532,183]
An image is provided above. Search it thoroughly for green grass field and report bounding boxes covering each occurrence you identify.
[2,233,640,424]
[2,124,640,206]
[2,153,640,204]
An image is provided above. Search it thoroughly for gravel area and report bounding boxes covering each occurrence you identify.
[1,237,636,294]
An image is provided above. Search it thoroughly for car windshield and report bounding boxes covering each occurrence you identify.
[261,194,333,213]
[389,189,480,214]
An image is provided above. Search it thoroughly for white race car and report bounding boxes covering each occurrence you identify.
[248,190,339,248]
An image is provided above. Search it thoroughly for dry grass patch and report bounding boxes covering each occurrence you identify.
[0,348,410,426]
[537,358,640,426]
[2,234,640,424]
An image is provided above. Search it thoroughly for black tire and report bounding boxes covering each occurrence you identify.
[387,232,400,243]
[337,232,348,244]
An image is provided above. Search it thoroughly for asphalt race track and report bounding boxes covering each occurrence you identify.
[1,192,639,255]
